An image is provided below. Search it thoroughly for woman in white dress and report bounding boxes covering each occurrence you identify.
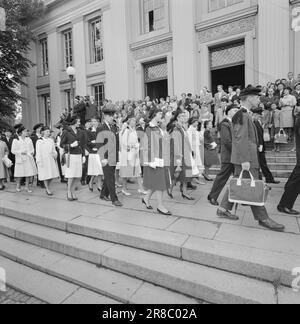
[0,139,9,190]
[11,126,37,193]
[280,87,297,141]
[87,118,103,192]
[36,127,59,196]
[119,117,146,196]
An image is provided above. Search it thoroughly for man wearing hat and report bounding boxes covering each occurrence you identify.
[208,104,239,207]
[277,100,300,216]
[252,107,280,185]
[217,87,285,232]
[96,104,123,207]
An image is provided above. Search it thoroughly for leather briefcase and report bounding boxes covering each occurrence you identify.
[229,170,269,207]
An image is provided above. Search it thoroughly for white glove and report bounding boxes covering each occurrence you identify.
[149,162,157,169]
[82,157,86,164]
[70,141,78,148]
[102,159,108,166]
[259,145,263,153]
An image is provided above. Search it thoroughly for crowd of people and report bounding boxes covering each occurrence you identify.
[1,72,300,233]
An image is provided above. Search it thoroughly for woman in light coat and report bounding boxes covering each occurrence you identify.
[36,126,59,196]
[0,139,9,190]
[11,126,37,193]
[280,88,297,141]
[119,117,146,196]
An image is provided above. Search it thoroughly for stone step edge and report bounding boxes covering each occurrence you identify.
[0,234,202,305]
[0,213,295,290]
[0,232,277,304]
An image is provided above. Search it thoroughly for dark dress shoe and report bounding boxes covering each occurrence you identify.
[202,174,213,182]
[142,199,153,210]
[187,183,197,191]
[217,209,239,221]
[0,186,5,191]
[259,219,285,232]
[182,193,195,201]
[267,180,280,184]
[277,206,300,216]
[81,180,87,186]
[113,201,123,207]
[61,179,68,184]
[100,196,111,202]
[157,208,172,216]
[208,196,219,206]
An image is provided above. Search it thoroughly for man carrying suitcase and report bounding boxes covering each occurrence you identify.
[217,87,285,232]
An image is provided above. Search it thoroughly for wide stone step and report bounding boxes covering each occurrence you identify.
[0,231,282,304]
[0,213,299,298]
[0,254,120,304]
[266,157,297,164]
[267,163,296,171]
[0,234,199,304]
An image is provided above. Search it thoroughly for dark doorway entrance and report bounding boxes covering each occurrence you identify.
[211,64,245,94]
[146,79,168,101]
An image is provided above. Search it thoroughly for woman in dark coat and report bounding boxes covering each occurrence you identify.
[169,110,195,200]
[143,108,172,216]
[60,117,86,201]
[203,120,220,181]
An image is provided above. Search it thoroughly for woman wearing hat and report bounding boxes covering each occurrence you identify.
[11,126,37,193]
[143,108,172,215]
[279,87,297,141]
[119,116,146,196]
[60,117,86,201]
[36,126,60,196]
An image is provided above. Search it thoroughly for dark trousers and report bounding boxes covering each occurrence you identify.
[220,165,269,221]
[209,163,234,200]
[101,165,118,202]
[56,148,64,180]
[278,165,300,209]
[81,156,89,182]
[259,152,274,183]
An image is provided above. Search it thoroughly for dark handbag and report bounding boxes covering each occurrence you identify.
[204,148,220,166]
[61,145,71,168]
[229,170,269,207]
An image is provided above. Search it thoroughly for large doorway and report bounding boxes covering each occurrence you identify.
[211,64,245,93]
[144,59,168,100]
[210,41,245,93]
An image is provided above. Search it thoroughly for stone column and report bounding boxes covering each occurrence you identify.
[199,44,210,90]
[48,30,62,127]
[72,18,87,96]
[103,0,131,101]
[167,53,174,97]
[258,0,290,84]
[171,0,197,95]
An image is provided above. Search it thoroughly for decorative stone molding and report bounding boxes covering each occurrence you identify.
[131,39,172,60]
[198,16,256,43]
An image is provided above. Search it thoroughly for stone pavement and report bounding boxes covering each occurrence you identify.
[0,287,47,304]
[0,178,299,304]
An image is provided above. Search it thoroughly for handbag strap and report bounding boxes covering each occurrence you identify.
[237,170,255,188]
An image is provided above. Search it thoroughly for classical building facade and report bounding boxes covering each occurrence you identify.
[22,0,300,128]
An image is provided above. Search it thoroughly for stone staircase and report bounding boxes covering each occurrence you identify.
[0,194,299,304]
[210,144,296,179]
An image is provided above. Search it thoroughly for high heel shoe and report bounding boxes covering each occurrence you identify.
[182,193,195,201]
[46,190,53,196]
[67,194,74,202]
[157,208,172,216]
[142,199,153,210]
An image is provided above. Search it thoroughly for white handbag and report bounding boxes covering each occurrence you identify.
[2,156,13,169]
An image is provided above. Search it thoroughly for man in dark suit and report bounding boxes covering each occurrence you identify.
[217,87,285,232]
[208,104,239,206]
[96,104,122,207]
[252,108,280,185]
[31,123,44,188]
[277,110,300,215]
[293,82,300,100]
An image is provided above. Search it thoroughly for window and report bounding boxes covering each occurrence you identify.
[93,84,105,107]
[209,0,242,12]
[90,18,104,63]
[143,0,165,33]
[63,30,73,68]
[42,94,51,126]
[40,38,49,76]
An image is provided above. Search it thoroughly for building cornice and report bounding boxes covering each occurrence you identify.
[130,32,173,51]
[195,5,258,32]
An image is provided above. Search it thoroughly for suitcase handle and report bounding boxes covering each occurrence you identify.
[237,170,256,188]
